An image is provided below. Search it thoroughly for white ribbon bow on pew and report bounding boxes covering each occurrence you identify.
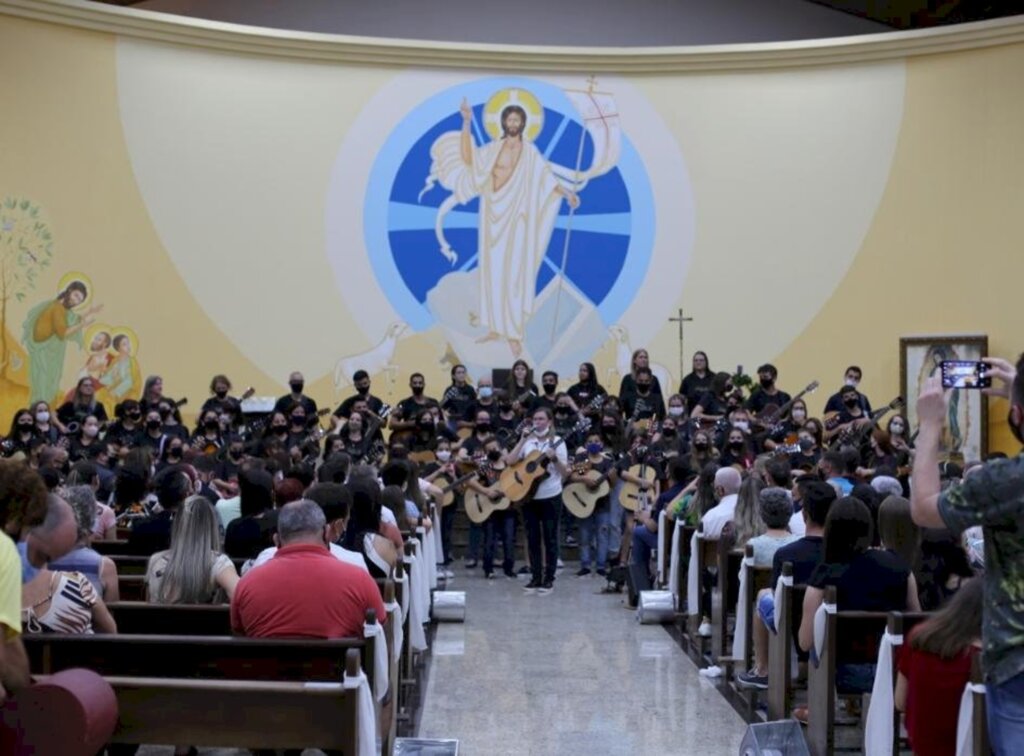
[668,519,683,610]
[731,554,755,662]
[956,682,986,756]
[363,618,389,702]
[813,600,837,662]
[771,573,793,633]
[416,528,438,590]
[342,667,379,756]
[687,529,701,616]
[657,510,669,586]
[384,600,404,666]
[864,628,903,756]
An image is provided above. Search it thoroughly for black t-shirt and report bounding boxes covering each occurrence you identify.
[694,391,727,417]
[395,396,440,424]
[57,401,108,426]
[274,394,319,416]
[105,421,141,449]
[771,535,823,587]
[225,512,279,560]
[567,383,607,414]
[333,393,385,419]
[127,511,174,556]
[680,372,714,406]
[459,434,491,458]
[824,391,872,415]
[622,391,666,422]
[746,389,792,415]
[441,385,477,423]
[808,549,910,612]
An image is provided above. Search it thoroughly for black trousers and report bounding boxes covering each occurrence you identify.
[523,493,561,583]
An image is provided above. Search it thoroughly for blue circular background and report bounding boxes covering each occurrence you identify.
[364,76,655,331]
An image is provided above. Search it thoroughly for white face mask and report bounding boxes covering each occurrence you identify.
[845,378,859,388]
[83,425,99,438]
[791,410,806,422]
[478,386,493,399]
[734,420,750,432]
[436,450,451,462]
[36,411,49,423]
[668,407,684,417]
[890,423,904,435]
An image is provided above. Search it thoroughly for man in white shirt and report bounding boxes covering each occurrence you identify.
[244,483,368,574]
[507,407,570,595]
[700,466,742,539]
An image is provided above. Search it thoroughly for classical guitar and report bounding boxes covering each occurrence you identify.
[562,457,614,519]
[432,464,481,509]
[619,445,664,513]
[828,397,905,451]
[500,417,591,503]
[756,380,820,433]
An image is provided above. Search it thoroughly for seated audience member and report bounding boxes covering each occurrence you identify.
[224,468,278,560]
[796,497,920,711]
[721,475,765,551]
[870,475,904,500]
[21,495,116,635]
[917,526,975,611]
[111,461,154,527]
[127,464,191,556]
[66,462,116,540]
[231,499,386,639]
[738,480,836,689]
[700,466,742,539]
[895,577,983,756]
[745,488,800,567]
[877,495,920,576]
[49,485,120,601]
[342,479,399,578]
[246,483,368,574]
[818,450,854,496]
[147,495,238,603]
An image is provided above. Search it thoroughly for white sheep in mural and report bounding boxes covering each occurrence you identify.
[333,322,409,391]
[607,324,673,394]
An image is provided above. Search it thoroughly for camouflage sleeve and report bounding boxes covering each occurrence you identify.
[938,457,1024,535]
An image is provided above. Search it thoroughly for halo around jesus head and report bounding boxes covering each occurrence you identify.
[484,88,544,142]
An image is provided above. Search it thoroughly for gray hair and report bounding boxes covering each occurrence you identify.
[61,485,97,540]
[871,476,903,499]
[759,487,794,530]
[156,495,221,604]
[277,499,327,544]
[36,494,75,536]
[714,466,742,496]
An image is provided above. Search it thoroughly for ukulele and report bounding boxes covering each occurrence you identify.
[562,455,614,519]
[500,417,590,503]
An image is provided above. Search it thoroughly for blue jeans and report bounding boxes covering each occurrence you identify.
[523,494,561,583]
[578,508,611,570]
[757,593,776,635]
[483,511,516,575]
[630,523,659,570]
[988,669,1024,755]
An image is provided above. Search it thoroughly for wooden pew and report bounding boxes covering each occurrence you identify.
[736,543,774,681]
[767,562,805,721]
[687,521,718,641]
[108,602,231,635]
[806,585,888,756]
[884,611,931,756]
[92,540,143,557]
[711,541,743,666]
[969,654,989,756]
[118,575,146,602]
[109,554,247,576]
[86,648,364,752]
[674,523,695,628]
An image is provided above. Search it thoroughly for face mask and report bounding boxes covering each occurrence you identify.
[229,449,243,460]
[585,442,603,455]
[476,423,491,433]
[845,378,859,388]
[204,419,219,430]
[760,378,774,389]
[18,421,33,431]
[36,411,49,423]
[734,421,750,431]
[436,450,451,462]
[291,416,305,427]
[83,425,99,438]
[168,447,183,458]
[356,385,369,395]
[662,428,677,438]
[602,426,618,436]
[792,410,806,422]
[128,410,141,421]
[694,441,709,451]
[147,419,162,431]
[668,407,684,418]
[555,408,570,416]
[543,384,556,395]
[844,397,859,409]
[215,389,228,399]
[478,387,493,399]
[799,437,814,452]
[290,382,304,394]
[272,425,288,433]
[412,386,424,396]
[499,403,513,412]
[730,440,744,450]
[636,384,650,394]
[487,449,503,462]
[890,423,904,435]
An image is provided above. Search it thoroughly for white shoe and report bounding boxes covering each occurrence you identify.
[697,621,712,637]
[556,559,564,568]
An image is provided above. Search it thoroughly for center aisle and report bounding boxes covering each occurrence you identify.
[417,570,748,755]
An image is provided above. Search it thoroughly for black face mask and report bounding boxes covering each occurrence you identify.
[693,441,708,450]
[18,422,33,431]
[146,420,162,431]
[128,411,141,421]
[760,378,774,389]
[499,403,513,412]
[167,447,182,458]
[204,419,219,430]
[272,425,288,433]
[356,385,369,395]
[215,389,228,399]
[555,408,571,417]
[844,397,859,409]
[662,428,676,438]
[487,449,502,462]
[730,440,744,450]
[411,386,424,396]
[543,384,556,395]
[636,383,651,394]
[799,437,814,452]
[290,382,304,394]
[476,423,491,433]
[229,449,243,460]
[602,426,618,435]
[291,416,306,427]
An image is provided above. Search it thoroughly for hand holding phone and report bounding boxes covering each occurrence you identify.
[940,360,991,390]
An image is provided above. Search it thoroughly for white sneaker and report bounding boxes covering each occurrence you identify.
[697,620,712,637]
[556,559,564,568]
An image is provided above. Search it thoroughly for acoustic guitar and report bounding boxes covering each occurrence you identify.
[755,380,820,434]
[828,396,904,451]
[500,417,590,503]
[562,460,614,519]
[619,445,664,513]
[432,465,481,509]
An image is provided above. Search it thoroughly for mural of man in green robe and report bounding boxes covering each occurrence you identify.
[22,280,102,404]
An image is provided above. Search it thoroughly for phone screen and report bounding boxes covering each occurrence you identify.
[940,360,991,389]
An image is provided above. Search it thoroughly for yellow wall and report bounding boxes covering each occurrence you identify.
[0,7,1021,456]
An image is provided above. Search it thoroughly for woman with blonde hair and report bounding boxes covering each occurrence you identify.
[146,495,239,604]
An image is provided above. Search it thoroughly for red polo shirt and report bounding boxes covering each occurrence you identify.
[231,543,386,638]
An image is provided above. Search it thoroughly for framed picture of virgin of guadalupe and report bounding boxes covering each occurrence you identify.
[900,333,988,463]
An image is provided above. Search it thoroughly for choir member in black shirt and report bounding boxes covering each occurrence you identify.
[536,371,560,412]
[691,372,733,422]
[621,367,666,426]
[822,365,872,414]
[274,370,319,416]
[333,369,386,420]
[57,377,108,427]
[567,362,607,418]
[618,348,664,408]
[105,399,143,449]
[390,373,440,440]
[745,364,792,416]
[679,351,713,408]
[505,359,539,413]
[442,364,477,435]
[200,374,241,416]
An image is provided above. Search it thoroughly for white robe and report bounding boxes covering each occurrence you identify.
[428,133,562,341]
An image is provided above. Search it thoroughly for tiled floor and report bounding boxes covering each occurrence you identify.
[416,568,748,755]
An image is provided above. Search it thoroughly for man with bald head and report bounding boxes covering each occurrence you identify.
[701,466,742,539]
[231,499,385,639]
[19,494,78,582]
